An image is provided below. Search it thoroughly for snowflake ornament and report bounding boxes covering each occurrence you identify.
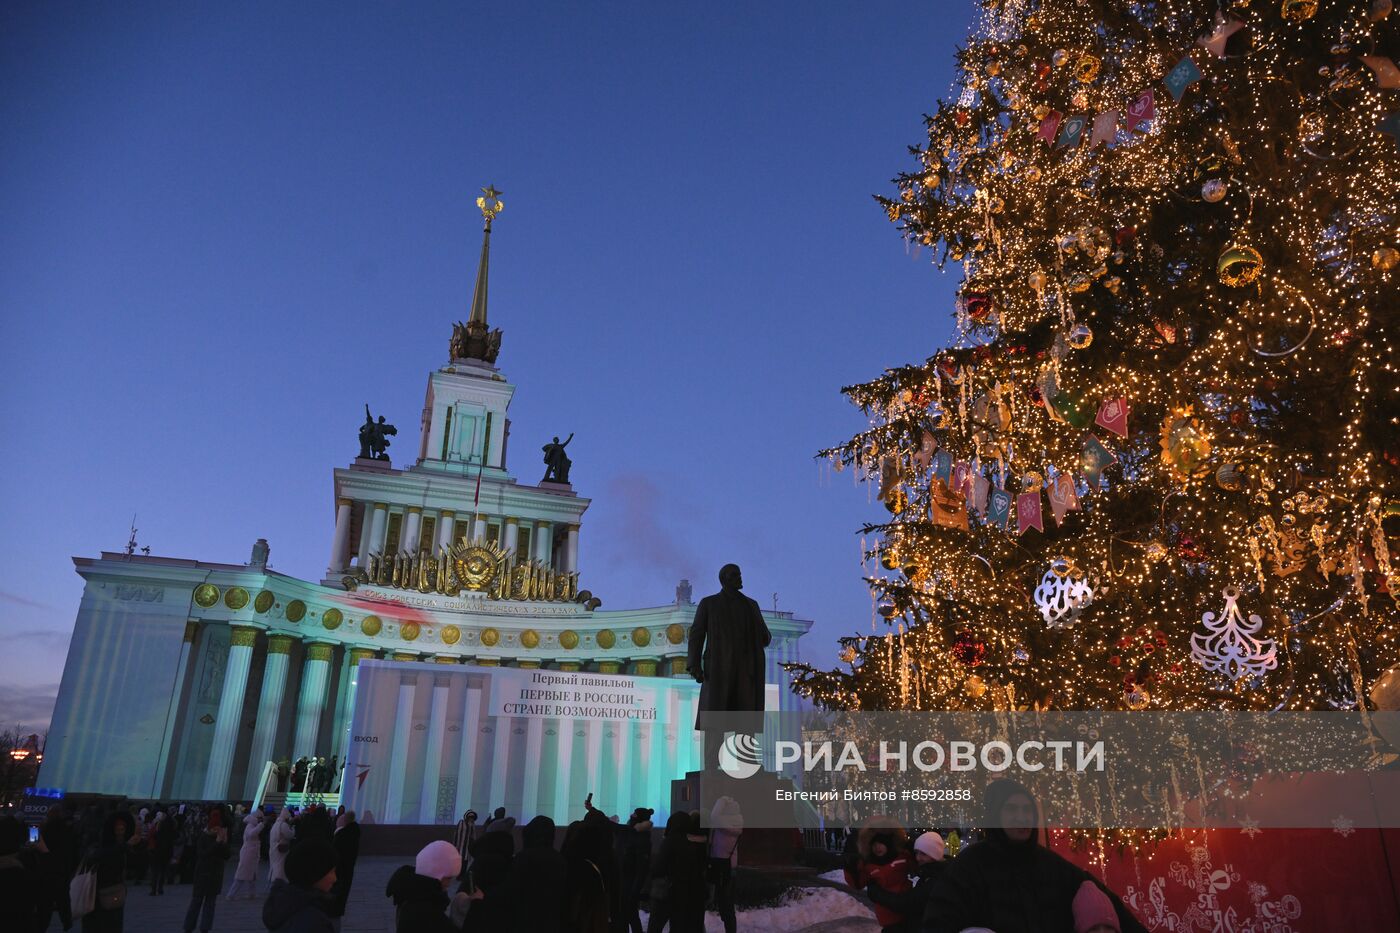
[1034,558,1095,628]
[1190,586,1279,681]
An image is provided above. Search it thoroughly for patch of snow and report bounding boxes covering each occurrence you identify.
[640,883,873,933]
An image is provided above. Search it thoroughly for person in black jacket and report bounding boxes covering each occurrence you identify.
[614,808,653,933]
[644,812,706,933]
[151,810,177,895]
[0,815,40,932]
[327,810,360,920]
[921,780,1147,933]
[82,809,141,933]
[507,815,567,932]
[36,804,77,932]
[183,809,229,933]
[384,840,460,933]
[263,839,336,933]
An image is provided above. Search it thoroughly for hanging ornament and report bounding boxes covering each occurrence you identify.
[1067,323,1094,349]
[1160,406,1212,478]
[1052,49,1070,67]
[970,383,1012,452]
[839,645,857,664]
[1215,462,1246,491]
[1028,270,1049,292]
[964,675,988,698]
[1218,244,1263,287]
[952,629,987,667]
[1280,0,1318,22]
[964,291,995,322]
[1048,473,1080,525]
[1144,541,1168,563]
[1034,558,1095,628]
[1202,178,1228,202]
[1074,54,1101,83]
[1095,397,1129,437]
[1125,684,1151,710]
[1373,246,1400,271]
[1190,585,1280,682]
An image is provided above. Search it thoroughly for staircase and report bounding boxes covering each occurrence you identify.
[251,761,341,811]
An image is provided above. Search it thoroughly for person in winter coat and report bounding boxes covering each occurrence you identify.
[183,810,229,933]
[383,840,460,933]
[453,810,478,879]
[921,779,1147,933]
[150,810,176,895]
[82,809,142,933]
[644,812,707,933]
[0,814,40,932]
[563,820,614,933]
[707,797,743,933]
[328,811,360,920]
[262,839,337,933]
[844,816,914,932]
[268,809,295,883]
[36,804,78,932]
[614,808,654,933]
[867,831,946,931]
[507,815,568,932]
[229,812,264,900]
[458,825,513,931]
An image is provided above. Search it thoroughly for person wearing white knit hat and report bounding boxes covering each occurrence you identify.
[867,829,947,929]
[381,840,464,933]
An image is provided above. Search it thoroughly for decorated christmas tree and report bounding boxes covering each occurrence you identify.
[793,0,1400,716]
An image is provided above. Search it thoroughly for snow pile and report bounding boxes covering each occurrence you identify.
[640,878,874,933]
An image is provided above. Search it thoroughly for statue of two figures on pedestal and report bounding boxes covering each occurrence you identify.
[358,404,397,461]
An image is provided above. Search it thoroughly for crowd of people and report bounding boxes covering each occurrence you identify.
[276,755,342,795]
[0,778,1144,933]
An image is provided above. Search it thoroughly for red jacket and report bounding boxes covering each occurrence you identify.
[847,856,913,929]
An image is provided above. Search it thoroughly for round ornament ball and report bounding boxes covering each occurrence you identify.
[1067,323,1093,350]
[1370,664,1400,751]
[964,675,988,698]
[1202,178,1228,202]
[1125,685,1151,710]
[1281,0,1318,22]
[1373,246,1400,271]
[1052,49,1069,67]
[1028,270,1049,291]
[1024,165,1043,183]
[1215,462,1246,491]
[1218,244,1263,288]
[952,629,987,667]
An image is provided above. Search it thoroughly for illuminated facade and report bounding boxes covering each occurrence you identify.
[40,195,812,801]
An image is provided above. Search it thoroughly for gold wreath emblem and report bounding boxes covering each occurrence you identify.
[451,540,507,592]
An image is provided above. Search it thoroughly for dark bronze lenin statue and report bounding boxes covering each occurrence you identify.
[687,563,772,766]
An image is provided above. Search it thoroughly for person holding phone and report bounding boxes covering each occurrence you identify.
[0,814,41,930]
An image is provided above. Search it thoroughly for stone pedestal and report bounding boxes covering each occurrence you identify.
[351,457,395,473]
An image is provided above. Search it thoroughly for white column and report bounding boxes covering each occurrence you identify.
[383,676,417,823]
[565,525,579,573]
[534,521,552,564]
[489,416,506,469]
[291,643,334,758]
[368,503,389,554]
[615,722,633,818]
[454,686,483,819]
[503,519,519,558]
[328,498,354,573]
[521,717,543,822]
[437,510,456,551]
[418,678,450,823]
[355,502,375,566]
[402,508,423,555]
[336,648,378,762]
[647,685,668,823]
[485,711,512,818]
[201,626,259,800]
[553,716,575,824]
[244,634,294,797]
[152,621,199,798]
[584,719,603,809]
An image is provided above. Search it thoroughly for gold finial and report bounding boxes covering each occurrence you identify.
[476,184,504,228]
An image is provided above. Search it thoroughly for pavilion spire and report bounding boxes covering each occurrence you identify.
[449,185,505,365]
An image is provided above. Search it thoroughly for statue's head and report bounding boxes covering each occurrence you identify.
[378,416,386,423]
[552,436,560,443]
[719,564,743,590]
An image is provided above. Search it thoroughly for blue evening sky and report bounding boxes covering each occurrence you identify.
[0,2,966,731]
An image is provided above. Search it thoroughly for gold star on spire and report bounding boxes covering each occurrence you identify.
[476,185,504,227]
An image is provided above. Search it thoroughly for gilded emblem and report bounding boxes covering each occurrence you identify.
[285,600,306,623]
[254,590,275,613]
[322,608,343,630]
[521,629,540,649]
[596,629,616,649]
[452,539,508,593]
[441,624,461,645]
[223,587,249,610]
[361,615,382,637]
[480,627,500,647]
[559,630,579,650]
[666,623,686,645]
[632,627,651,647]
[401,621,421,641]
[193,584,219,609]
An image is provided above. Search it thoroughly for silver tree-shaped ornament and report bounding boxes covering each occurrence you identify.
[1190,586,1279,682]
